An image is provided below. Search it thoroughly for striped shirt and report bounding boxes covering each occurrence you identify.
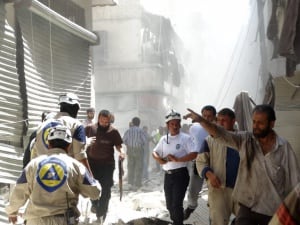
[123,126,147,148]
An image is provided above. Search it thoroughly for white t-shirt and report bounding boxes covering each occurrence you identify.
[189,122,208,153]
[153,132,197,171]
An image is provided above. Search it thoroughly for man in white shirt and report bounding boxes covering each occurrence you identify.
[153,109,198,225]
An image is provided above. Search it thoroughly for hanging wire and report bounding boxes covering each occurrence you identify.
[74,73,90,93]
[0,119,29,127]
[282,76,300,100]
[282,76,300,88]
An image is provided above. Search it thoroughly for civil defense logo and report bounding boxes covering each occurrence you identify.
[37,157,67,192]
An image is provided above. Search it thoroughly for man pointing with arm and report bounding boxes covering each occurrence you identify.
[184,104,300,225]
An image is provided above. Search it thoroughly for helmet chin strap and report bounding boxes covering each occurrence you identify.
[166,131,169,144]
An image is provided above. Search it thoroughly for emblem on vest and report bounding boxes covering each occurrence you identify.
[37,157,67,192]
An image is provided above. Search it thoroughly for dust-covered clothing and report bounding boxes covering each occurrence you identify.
[123,126,147,188]
[31,112,87,161]
[197,138,240,188]
[197,136,240,225]
[85,124,123,218]
[212,126,300,216]
[85,125,123,165]
[6,148,101,224]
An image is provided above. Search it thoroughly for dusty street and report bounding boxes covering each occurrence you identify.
[78,167,210,225]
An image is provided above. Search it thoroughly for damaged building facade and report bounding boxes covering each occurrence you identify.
[92,0,186,133]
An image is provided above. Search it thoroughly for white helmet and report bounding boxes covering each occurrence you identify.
[165,109,181,123]
[58,93,80,108]
[47,125,72,143]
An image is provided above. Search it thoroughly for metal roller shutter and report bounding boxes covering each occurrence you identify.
[0,1,23,184]
[15,6,92,135]
[0,2,23,223]
[0,2,95,223]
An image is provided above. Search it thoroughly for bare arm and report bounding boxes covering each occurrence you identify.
[152,151,168,165]
[80,158,93,177]
[115,145,126,160]
[167,152,198,162]
[205,171,222,188]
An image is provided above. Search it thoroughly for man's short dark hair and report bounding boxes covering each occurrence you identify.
[60,103,79,118]
[132,117,140,126]
[48,139,70,150]
[87,107,95,113]
[253,104,276,122]
[99,109,111,118]
[218,108,235,119]
[201,105,217,116]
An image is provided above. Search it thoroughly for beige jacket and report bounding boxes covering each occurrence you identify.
[6,148,101,220]
[196,137,230,187]
[31,112,87,161]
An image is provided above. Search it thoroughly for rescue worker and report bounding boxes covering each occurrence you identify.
[31,93,92,175]
[196,108,240,225]
[23,111,52,168]
[6,125,101,225]
[152,109,198,225]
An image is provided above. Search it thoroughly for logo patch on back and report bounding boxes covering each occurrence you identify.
[37,157,67,192]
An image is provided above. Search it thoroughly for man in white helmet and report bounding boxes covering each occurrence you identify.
[6,125,101,225]
[31,93,92,175]
[152,109,198,225]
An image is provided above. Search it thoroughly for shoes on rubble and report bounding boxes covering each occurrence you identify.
[183,207,195,220]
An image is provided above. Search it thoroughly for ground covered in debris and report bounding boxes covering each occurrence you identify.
[78,168,210,225]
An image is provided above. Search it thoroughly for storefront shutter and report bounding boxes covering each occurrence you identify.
[0,1,23,185]
[15,6,92,135]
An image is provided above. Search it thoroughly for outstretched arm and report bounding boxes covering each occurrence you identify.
[184,108,218,137]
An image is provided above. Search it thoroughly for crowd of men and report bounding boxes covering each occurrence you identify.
[5,92,300,225]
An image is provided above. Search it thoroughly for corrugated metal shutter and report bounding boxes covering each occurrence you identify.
[0,2,94,223]
[15,6,92,135]
[0,2,23,224]
[0,1,23,183]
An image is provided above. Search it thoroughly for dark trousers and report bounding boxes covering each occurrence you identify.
[90,162,115,218]
[164,168,189,225]
[235,204,272,225]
